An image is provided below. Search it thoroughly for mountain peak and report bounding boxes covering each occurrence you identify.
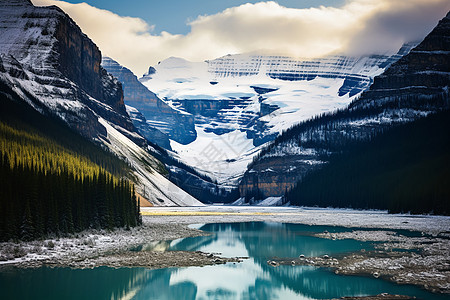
[413,10,450,53]
[0,0,136,140]
[352,9,450,104]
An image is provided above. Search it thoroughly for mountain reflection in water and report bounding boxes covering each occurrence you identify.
[1,222,447,300]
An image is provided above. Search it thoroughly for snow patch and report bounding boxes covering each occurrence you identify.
[98,118,204,207]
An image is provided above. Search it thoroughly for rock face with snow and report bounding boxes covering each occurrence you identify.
[125,105,172,150]
[0,0,139,142]
[98,119,204,207]
[208,46,414,96]
[351,11,450,110]
[239,11,450,200]
[0,0,204,207]
[139,46,415,186]
[101,58,235,203]
[102,57,196,146]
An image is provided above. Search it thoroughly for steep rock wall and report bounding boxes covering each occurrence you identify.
[102,57,196,145]
[0,0,137,141]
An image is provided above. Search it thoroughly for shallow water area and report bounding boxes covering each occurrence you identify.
[1,222,448,300]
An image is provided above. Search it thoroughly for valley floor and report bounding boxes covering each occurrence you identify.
[1,206,449,295]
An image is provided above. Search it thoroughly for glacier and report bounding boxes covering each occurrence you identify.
[139,47,416,185]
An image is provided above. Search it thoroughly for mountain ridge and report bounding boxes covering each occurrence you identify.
[136,43,416,186]
[0,0,203,207]
[239,10,450,201]
[102,57,196,146]
[0,0,136,142]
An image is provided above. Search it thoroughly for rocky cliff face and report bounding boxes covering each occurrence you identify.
[125,105,171,150]
[102,57,196,145]
[238,156,313,198]
[239,11,450,200]
[0,0,138,142]
[351,11,450,110]
[207,48,415,96]
[0,0,205,207]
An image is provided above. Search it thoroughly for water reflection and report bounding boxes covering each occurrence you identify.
[0,266,152,300]
[162,222,376,299]
[1,222,447,300]
[173,222,370,258]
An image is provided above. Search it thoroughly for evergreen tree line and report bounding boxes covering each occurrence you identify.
[0,95,141,241]
[243,87,449,214]
[0,153,141,241]
[0,91,130,178]
[285,110,450,215]
[0,122,114,179]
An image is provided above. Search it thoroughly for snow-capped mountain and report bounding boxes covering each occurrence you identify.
[102,57,236,203]
[0,0,136,142]
[0,0,203,206]
[102,57,196,147]
[239,11,450,200]
[139,46,416,185]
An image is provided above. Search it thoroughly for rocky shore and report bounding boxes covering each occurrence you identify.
[0,221,209,269]
[1,207,449,298]
[10,250,244,270]
[269,228,450,295]
[334,294,414,300]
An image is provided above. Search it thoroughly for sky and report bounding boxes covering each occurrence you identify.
[52,0,346,35]
[32,0,450,77]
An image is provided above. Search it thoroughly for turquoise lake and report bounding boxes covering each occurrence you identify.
[1,222,447,300]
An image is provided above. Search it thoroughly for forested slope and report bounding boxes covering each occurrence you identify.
[286,110,450,215]
[0,95,141,241]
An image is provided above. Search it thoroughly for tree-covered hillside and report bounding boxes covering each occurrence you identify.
[286,110,450,215]
[0,95,141,241]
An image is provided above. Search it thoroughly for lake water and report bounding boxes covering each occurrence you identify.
[1,222,447,300]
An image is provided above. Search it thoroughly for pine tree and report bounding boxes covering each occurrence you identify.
[20,200,35,241]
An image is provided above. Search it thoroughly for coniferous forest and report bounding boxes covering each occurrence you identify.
[0,96,141,241]
[286,110,450,215]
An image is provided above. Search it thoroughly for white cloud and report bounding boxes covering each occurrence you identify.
[32,0,450,76]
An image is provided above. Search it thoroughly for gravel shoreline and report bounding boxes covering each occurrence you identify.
[1,207,449,297]
[0,221,209,269]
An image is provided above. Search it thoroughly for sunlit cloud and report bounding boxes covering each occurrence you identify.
[32,0,450,76]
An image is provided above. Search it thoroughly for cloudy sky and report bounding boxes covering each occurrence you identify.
[32,0,450,77]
